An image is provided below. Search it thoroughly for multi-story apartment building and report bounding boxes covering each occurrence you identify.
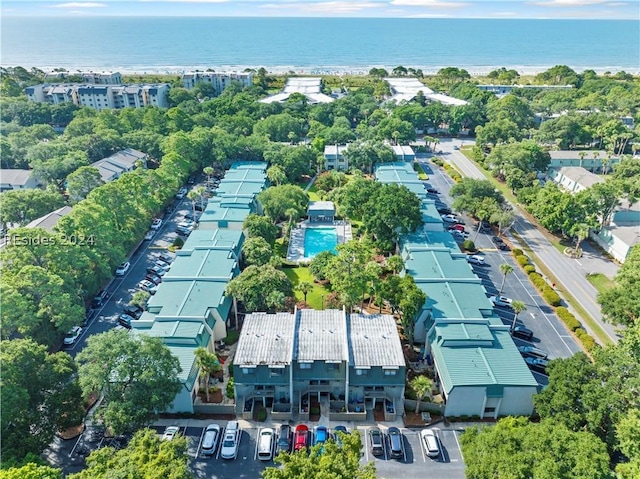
[233,309,406,422]
[45,71,123,84]
[182,72,253,95]
[25,83,170,110]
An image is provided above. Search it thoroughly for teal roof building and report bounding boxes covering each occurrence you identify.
[377,162,538,419]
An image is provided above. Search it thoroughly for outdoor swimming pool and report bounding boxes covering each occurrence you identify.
[303,227,338,258]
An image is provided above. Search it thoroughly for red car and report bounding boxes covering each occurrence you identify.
[448,224,465,232]
[293,425,309,451]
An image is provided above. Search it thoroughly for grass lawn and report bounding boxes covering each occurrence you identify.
[307,184,321,201]
[414,162,429,180]
[283,266,330,310]
[586,273,615,295]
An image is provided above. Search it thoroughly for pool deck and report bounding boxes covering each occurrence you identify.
[286,220,352,264]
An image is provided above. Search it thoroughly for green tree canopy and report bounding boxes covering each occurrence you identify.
[225,264,294,312]
[76,329,182,435]
[257,184,308,223]
[0,188,66,228]
[243,213,279,245]
[242,236,274,267]
[263,430,376,479]
[1,339,84,463]
[461,417,610,479]
[0,463,62,479]
[66,165,104,202]
[68,428,191,479]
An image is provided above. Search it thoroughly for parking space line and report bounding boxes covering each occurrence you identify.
[194,427,205,458]
[216,427,224,460]
[451,429,463,462]
[254,427,260,461]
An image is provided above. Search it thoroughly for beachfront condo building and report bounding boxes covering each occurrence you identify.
[25,83,170,110]
[44,71,123,85]
[182,72,254,95]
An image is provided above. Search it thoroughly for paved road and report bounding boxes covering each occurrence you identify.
[435,138,619,344]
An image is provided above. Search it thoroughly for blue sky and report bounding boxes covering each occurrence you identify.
[2,0,638,19]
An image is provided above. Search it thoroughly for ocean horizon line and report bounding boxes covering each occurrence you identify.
[5,64,638,77]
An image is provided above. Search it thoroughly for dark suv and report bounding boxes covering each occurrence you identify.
[277,425,291,454]
[388,427,403,459]
[92,290,109,308]
[123,304,143,319]
[511,326,534,341]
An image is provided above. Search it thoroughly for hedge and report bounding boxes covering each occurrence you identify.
[524,264,536,274]
[512,248,523,256]
[556,307,581,331]
[575,329,599,352]
[516,254,530,267]
[542,288,562,307]
[462,239,476,251]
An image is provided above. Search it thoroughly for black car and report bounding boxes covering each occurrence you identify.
[518,345,548,360]
[524,356,549,374]
[145,274,162,285]
[194,201,208,212]
[436,206,452,215]
[511,326,534,341]
[277,425,292,454]
[492,236,507,250]
[123,304,143,319]
[426,187,439,194]
[92,289,109,308]
[388,427,403,459]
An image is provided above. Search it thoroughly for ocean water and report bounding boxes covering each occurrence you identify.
[1,17,638,74]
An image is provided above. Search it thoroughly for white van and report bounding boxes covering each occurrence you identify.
[421,429,440,458]
[257,428,275,461]
[220,421,240,460]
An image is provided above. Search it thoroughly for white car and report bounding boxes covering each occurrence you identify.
[63,326,82,346]
[175,187,188,199]
[453,230,470,240]
[441,214,460,223]
[421,429,440,458]
[138,280,158,295]
[490,295,513,308]
[220,421,240,459]
[144,230,155,241]
[201,424,221,456]
[466,254,485,265]
[162,426,180,441]
[151,218,162,230]
[115,261,130,276]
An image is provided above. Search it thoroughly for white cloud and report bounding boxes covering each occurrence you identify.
[50,2,106,8]
[530,0,618,6]
[138,0,228,3]
[260,1,381,13]
[494,10,519,15]
[391,0,471,8]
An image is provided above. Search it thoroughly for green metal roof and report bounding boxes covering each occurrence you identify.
[164,248,237,279]
[180,229,244,255]
[147,279,229,319]
[418,281,499,323]
[420,200,442,224]
[405,249,478,281]
[165,344,200,388]
[430,327,538,393]
[434,322,495,342]
[230,161,268,171]
[375,162,428,198]
[199,204,251,225]
[217,179,267,197]
[224,167,269,182]
[147,320,210,346]
[401,231,459,252]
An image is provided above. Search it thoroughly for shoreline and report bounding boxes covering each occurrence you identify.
[4,64,637,77]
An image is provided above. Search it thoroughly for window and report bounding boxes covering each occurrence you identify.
[270,368,283,377]
[327,363,339,370]
[299,363,311,370]
[384,370,397,376]
[242,368,255,375]
[356,369,367,376]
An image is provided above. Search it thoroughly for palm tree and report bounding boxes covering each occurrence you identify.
[571,223,590,256]
[194,347,220,402]
[499,263,514,294]
[193,185,206,211]
[266,290,285,313]
[186,189,198,219]
[578,151,586,168]
[296,281,313,303]
[592,151,600,172]
[410,375,434,414]
[386,255,405,275]
[266,165,287,186]
[602,154,612,175]
[510,301,527,331]
[203,166,214,186]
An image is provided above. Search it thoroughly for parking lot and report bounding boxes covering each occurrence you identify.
[156,422,466,479]
[419,156,582,385]
[62,175,212,357]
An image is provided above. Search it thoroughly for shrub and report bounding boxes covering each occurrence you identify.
[223,330,240,345]
[542,287,562,307]
[556,306,581,331]
[512,248,523,256]
[462,239,476,251]
[432,159,444,167]
[255,407,267,422]
[575,329,599,352]
[310,406,320,415]
[515,254,530,267]
[524,264,536,274]
[226,378,235,399]
[227,359,234,377]
[173,236,184,248]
